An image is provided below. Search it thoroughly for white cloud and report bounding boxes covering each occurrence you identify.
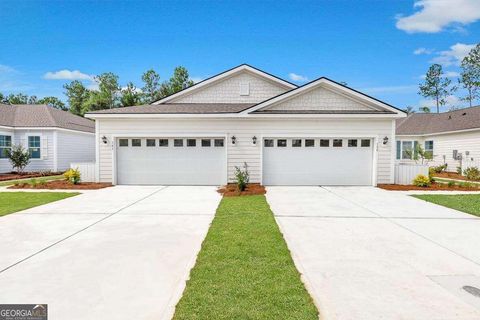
[43,69,93,81]
[430,43,475,66]
[419,70,460,79]
[0,64,16,74]
[288,73,308,82]
[86,81,99,91]
[418,95,462,110]
[120,85,143,93]
[396,0,480,33]
[413,47,433,55]
[190,77,203,84]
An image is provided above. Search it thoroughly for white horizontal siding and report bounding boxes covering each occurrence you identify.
[56,131,95,171]
[97,118,394,184]
[0,128,14,173]
[14,130,55,172]
[170,72,288,103]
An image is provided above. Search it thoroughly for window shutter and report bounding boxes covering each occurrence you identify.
[396,141,401,160]
[413,141,419,158]
[41,137,48,160]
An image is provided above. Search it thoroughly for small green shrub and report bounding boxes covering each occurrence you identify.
[29,178,38,187]
[447,181,455,188]
[431,164,447,173]
[463,167,480,181]
[457,166,463,175]
[39,180,47,186]
[5,144,31,173]
[234,162,250,192]
[413,174,431,187]
[64,168,81,184]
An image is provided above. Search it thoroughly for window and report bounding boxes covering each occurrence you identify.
[401,141,413,159]
[159,139,169,147]
[305,139,315,147]
[361,139,371,147]
[146,139,156,147]
[131,139,141,147]
[425,140,434,158]
[201,139,211,147]
[119,139,128,147]
[320,139,329,147]
[333,139,343,147]
[277,139,287,147]
[174,139,184,147]
[348,139,358,147]
[28,136,41,158]
[187,139,196,147]
[214,139,224,147]
[292,139,302,147]
[264,139,274,147]
[0,135,12,158]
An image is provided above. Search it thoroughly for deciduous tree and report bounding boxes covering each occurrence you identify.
[419,64,455,113]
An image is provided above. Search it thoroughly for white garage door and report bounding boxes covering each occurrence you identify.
[262,138,373,186]
[116,137,226,185]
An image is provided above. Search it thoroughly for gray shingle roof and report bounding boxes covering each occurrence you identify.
[87,103,255,114]
[0,104,95,133]
[396,106,480,135]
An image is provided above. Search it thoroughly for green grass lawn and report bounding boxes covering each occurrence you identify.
[413,194,480,217]
[0,192,79,216]
[0,175,64,187]
[173,195,319,320]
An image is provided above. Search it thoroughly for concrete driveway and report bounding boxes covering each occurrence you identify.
[0,186,221,320]
[267,186,480,320]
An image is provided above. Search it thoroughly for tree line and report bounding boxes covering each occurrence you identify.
[409,43,480,114]
[0,66,194,116]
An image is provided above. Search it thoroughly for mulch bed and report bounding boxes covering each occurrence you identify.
[217,183,266,197]
[8,180,112,190]
[378,183,480,192]
[0,172,64,182]
[433,172,473,181]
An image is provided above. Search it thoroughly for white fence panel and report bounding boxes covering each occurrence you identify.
[70,162,95,182]
[394,164,429,185]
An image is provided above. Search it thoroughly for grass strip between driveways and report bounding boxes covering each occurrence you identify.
[413,194,480,217]
[173,195,319,320]
[0,192,79,217]
[0,175,64,187]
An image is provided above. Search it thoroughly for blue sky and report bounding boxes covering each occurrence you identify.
[0,0,479,111]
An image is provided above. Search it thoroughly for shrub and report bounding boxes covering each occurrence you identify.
[457,166,462,175]
[460,181,473,189]
[463,167,480,181]
[64,168,81,184]
[234,162,250,192]
[447,181,455,188]
[29,178,38,187]
[413,174,431,187]
[5,144,30,173]
[431,164,447,173]
[39,180,47,186]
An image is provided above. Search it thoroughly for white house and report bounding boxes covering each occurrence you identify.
[396,106,480,171]
[86,64,406,186]
[0,104,95,173]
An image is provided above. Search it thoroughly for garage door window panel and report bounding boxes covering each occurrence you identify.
[292,139,302,147]
[159,139,169,147]
[264,139,274,147]
[277,139,287,147]
[361,139,371,147]
[333,139,343,147]
[187,139,197,147]
[174,139,184,147]
[214,139,224,147]
[320,139,330,147]
[348,139,358,147]
[146,139,156,147]
[119,139,128,147]
[132,139,141,147]
[201,139,211,147]
[305,139,315,147]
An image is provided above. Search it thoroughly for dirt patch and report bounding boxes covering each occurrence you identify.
[217,183,266,197]
[433,172,477,182]
[378,183,480,192]
[0,172,63,182]
[8,180,112,190]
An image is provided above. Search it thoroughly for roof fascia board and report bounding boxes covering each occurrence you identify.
[86,113,403,119]
[152,64,296,105]
[5,126,94,135]
[396,127,480,137]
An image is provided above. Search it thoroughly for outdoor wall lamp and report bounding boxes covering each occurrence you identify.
[231,135,236,145]
[252,136,257,145]
[383,136,389,145]
[101,136,108,144]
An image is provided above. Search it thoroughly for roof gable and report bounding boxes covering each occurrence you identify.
[153,64,296,104]
[243,77,406,116]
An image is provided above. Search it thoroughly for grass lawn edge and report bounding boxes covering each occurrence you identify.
[0,192,80,217]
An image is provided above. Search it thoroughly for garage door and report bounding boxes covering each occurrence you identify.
[116,137,226,185]
[262,138,373,186]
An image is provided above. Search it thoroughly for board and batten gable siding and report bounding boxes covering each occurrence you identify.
[56,131,95,171]
[97,118,395,184]
[0,128,15,173]
[169,72,289,104]
[13,130,55,172]
[397,130,480,171]
[262,86,375,111]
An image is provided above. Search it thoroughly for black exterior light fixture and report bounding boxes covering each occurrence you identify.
[383,136,388,145]
[102,136,108,144]
[252,136,257,145]
[231,135,236,145]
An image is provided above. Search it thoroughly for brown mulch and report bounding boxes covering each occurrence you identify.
[378,182,480,192]
[8,180,112,190]
[0,172,64,182]
[217,183,266,197]
[433,172,471,181]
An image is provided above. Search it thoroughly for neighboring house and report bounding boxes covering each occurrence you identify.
[0,104,95,173]
[86,64,406,186]
[396,106,480,171]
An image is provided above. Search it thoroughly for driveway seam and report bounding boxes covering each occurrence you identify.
[320,186,480,268]
[275,214,478,220]
[0,186,169,275]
